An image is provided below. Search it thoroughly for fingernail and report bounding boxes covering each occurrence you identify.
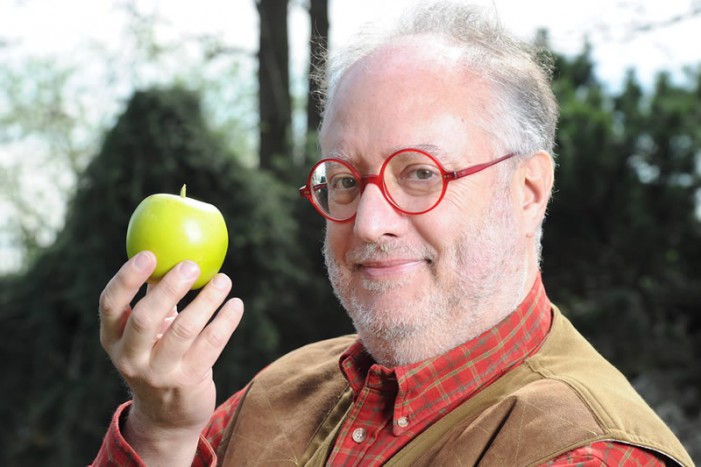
[179,261,200,280]
[134,251,152,271]
[211,274,230,291]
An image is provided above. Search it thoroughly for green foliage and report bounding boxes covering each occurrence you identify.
[543,48,701,458]
[0,86,328,466]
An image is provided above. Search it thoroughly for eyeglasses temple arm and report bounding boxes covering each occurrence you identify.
[446,152,517,181]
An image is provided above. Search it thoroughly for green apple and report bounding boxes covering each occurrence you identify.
[126,185,228,290]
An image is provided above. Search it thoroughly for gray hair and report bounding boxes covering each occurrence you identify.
[313,1,559,158]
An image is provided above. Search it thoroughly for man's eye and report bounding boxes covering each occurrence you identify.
[330,175,358,190]
[414,168,435,180]
[403,165,440,181]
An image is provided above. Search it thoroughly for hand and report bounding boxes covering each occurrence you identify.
[98,251,243,465]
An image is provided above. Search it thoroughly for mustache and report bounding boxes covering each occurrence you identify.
[345,241,437,265]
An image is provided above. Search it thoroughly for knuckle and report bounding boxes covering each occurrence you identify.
[112,355,154,386]
[98,288,115,315]
[203,327,223,348]
[169,318,198,342]
[159,275,189,301]
[199,282,228,308]
[204,328,225,349]
[198,290,220,309]
[118,364,138,381]
[128,309,153,334]
[112,354,137,379]
[120,366,148,387]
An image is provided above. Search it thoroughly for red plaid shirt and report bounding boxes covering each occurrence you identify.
[92,276,665,466]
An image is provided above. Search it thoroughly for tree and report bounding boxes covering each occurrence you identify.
[252,0,349,354]
[0,58,104,272]
[306,0,328,140]
[257,0,292,171]
[543,46,701,457]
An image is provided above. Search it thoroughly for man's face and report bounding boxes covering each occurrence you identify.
[319,37,529,366]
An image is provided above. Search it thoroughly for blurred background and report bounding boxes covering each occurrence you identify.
[0,0,699,464]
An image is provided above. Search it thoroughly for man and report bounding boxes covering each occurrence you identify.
[92,2,693,466]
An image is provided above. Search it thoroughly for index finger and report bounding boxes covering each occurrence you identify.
[99,251,156,350]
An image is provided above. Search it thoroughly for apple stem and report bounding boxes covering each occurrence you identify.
[180,184,187,198]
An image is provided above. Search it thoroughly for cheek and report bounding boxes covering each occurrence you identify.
[415,192,498,265]
[423,189,479,236]
[324,224,351,264]
[411,212,461,255]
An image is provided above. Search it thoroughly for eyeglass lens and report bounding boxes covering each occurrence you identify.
[309,150,445,221]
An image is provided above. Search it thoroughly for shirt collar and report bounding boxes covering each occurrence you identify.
[339,274,552,435]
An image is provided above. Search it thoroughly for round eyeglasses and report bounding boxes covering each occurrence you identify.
[299,148,517,223]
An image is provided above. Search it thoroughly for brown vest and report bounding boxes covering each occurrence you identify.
[215,308,693,466]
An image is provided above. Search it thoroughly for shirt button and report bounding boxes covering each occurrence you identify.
[352,427,366,443]
[397,417,409,428]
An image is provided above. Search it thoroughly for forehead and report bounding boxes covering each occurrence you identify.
[319,36,496,166]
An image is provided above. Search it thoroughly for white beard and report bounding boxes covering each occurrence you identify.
[324,188,529,367]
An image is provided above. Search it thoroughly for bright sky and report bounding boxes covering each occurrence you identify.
[0,0,699,89]
[327,0,701,89]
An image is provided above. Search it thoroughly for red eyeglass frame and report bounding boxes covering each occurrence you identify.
[299,148,517,223]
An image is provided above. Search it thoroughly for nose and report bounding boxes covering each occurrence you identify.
[353,179,403,242]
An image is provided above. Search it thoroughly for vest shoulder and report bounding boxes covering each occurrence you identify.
[408,378,603,466]
[522,309,693,466]
[254,334,357,387]
[404,369,691,467]
[529,310,666,428]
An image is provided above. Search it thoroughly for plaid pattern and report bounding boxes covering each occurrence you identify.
[324,276,663,466]
[546,441,665,466]
[327,275,551,464]
[90,275,664,466]
[90,401,216,466]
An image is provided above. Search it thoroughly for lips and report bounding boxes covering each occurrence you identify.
[356,258,425,279]
[346,242,435,280]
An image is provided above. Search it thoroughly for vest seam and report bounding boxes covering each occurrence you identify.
[516,361,611,464]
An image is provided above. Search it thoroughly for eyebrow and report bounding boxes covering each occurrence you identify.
[332,144,445,156]
[393,143,444,156]
[323,149,352,161]
[321,144,460,167]
[394,144,463,167]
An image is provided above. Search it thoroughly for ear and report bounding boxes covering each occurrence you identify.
[516,151,554,238]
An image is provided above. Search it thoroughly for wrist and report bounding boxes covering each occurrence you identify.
[123,402,203,467]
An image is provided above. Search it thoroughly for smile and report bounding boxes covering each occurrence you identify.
[356,259,426,280]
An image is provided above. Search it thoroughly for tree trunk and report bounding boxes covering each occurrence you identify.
[306,0,328,139]
[257,0,290,170]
